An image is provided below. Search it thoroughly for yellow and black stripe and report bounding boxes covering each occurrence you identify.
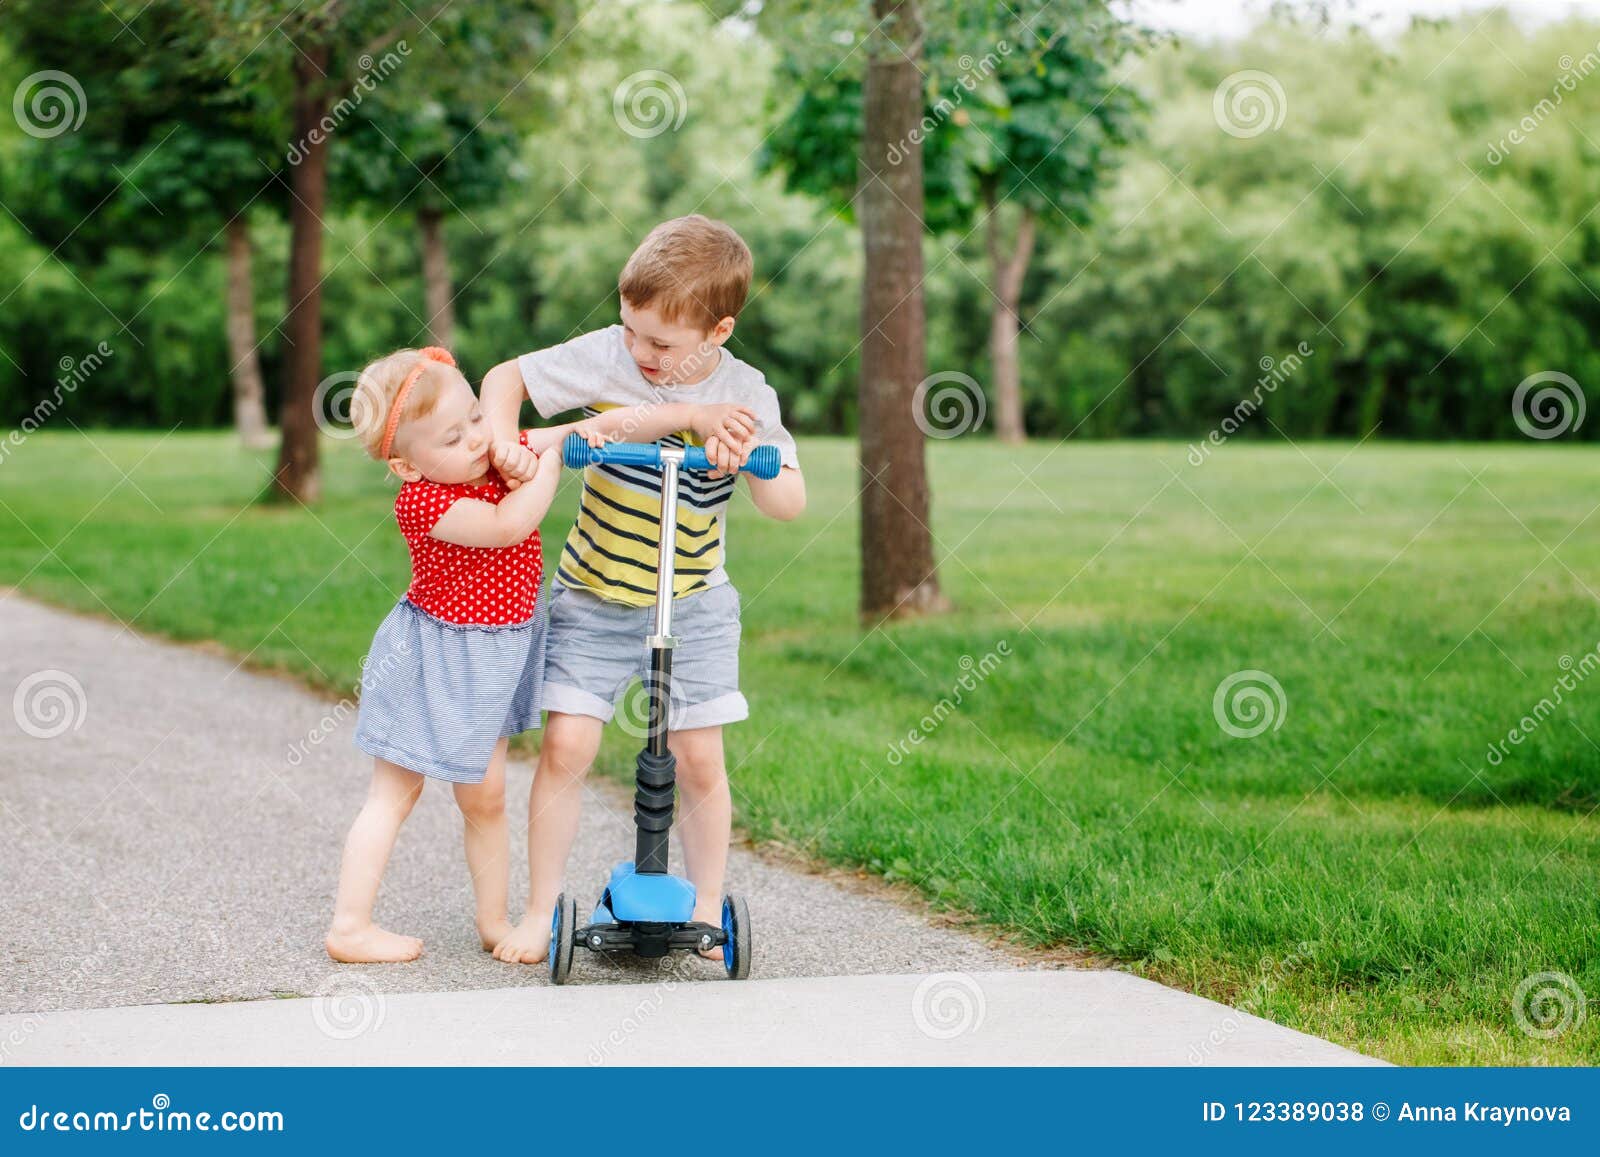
[556,409,736,607]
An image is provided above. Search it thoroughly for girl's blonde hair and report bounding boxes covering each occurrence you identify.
[353,348,461,459]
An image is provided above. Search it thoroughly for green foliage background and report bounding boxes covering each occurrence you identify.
[2,8,1597,440]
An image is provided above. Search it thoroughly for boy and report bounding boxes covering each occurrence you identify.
[481,214,806,963]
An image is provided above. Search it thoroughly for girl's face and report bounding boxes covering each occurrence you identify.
[389,373,492,485]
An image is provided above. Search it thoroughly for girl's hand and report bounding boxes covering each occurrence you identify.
[492,440,540,490]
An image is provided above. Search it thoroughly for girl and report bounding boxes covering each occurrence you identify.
[325,346,599,964]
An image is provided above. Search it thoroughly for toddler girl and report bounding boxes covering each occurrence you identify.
[326,346,575,963]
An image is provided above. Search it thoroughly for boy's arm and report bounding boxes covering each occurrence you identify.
[575,402,756,449]
[738,381,805,521]
[745,467,806,522]
[482,352,753,458]
[506,399,757,458]
[512,405,732,456]
[481,360,527,448]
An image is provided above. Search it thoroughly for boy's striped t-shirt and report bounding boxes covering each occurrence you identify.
[518,326,800,608]
[562,410,732,604]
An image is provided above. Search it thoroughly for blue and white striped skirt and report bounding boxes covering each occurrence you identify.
[353,593,546,784]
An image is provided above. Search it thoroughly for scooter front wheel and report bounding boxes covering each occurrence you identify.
[549,894,576,985]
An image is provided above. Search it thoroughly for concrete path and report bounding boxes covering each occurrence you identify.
[0,973,1380,1066]
[0,594,1378,1065]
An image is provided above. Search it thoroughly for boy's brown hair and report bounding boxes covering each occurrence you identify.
[618,215,752,332]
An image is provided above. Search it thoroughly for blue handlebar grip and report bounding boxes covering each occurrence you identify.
[681,443,782,479]
[562,435,662,470]
[563,434,782,480]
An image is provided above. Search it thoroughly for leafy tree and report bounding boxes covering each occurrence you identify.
[1,0,283,446]
[335,101,523,349]
[1031,11,1600,441]
[765,1,1145,441]
[186,0,564,502]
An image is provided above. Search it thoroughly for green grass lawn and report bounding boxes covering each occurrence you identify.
[3,430,1597,1064]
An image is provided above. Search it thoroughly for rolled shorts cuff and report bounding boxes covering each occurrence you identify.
[542,680,618,722]
[540,683,749,731]
[674,691,748,731]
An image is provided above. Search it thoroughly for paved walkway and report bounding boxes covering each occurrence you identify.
[0,594,1378,1065]
[0,973,1380,1066]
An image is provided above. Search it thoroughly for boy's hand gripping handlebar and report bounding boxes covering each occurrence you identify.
[562,433,782,479]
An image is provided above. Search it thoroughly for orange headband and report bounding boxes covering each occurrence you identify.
[379,346,456,460]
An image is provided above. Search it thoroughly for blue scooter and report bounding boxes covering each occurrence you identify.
[548,433,782,983]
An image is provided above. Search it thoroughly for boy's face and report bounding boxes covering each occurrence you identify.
[620,299,734,387]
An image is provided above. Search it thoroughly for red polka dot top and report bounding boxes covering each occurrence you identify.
[394,432,542,627]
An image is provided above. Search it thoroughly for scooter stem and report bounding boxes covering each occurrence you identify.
[634,448,683,875]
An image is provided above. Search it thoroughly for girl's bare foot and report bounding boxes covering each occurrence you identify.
[478,919,515,953]
[325,923,423,963]
[492,916,550,964]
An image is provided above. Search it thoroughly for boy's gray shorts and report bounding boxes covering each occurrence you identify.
[542,580,748,731]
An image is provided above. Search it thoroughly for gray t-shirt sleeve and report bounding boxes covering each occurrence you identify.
[516,327,622,418]
[750,382,801,470]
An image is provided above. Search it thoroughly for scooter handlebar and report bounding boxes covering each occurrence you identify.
[563,433,782,480]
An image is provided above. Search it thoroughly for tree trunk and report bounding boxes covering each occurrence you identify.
[988,198,1036,445]
[418,206,454,348]
[273,42,331,504]
[858,0,948,621]
[225,216,273,450]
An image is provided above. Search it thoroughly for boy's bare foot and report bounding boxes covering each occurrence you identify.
[478,918,516,953]
[492,916,550,965]
[325,924,423,963]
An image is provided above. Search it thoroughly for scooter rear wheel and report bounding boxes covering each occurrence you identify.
[722,893,751,980]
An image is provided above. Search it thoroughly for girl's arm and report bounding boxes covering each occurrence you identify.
[429,445,562,548]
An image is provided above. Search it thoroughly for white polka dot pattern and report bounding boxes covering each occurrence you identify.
[394,434,542,626]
